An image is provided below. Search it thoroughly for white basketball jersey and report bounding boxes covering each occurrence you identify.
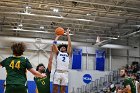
[56,51,69,71]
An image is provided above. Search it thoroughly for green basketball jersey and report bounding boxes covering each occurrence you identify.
[0,56,33,85]
[34,68,50,93]
[123,77,136,93]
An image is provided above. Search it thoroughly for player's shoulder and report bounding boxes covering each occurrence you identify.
[124,77,132,81]
[5,56,14,60]
[11,56,29,63]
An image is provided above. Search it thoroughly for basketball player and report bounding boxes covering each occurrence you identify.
[34,46,53,93]
[117,68,136,93]
[0,42,46,93]
[53,29,71,93]
[131,74,140,93]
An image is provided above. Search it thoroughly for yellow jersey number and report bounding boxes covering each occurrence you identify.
[41,80,45,85]
[9,60,21,70]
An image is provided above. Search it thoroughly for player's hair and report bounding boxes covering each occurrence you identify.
[36,63,46,71]
[11,42,26,56]
[120,67,128,74]
[58,44,68,51]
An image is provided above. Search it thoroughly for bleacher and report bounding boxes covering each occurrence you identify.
[72,61,140,93]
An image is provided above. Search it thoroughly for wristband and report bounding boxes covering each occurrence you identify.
[53,41,57,44]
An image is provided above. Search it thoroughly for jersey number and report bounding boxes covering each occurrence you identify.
[9,60,21,70]
[62,57,65,62]
[41,81,45,85]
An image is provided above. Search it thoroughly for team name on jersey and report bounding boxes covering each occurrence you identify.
[60,54,68,57]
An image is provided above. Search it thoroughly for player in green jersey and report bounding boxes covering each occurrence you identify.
[34,46,53,93]
[117,68,136,93]
[0,42,46,93]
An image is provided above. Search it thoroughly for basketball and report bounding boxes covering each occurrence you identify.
[55,27,64,35]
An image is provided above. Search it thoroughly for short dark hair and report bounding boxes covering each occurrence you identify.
[36,63,46,71]
[11,42,26,56]
[58,44,67,51]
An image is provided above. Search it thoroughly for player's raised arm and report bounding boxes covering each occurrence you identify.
[53,35,61,54]
[66,28,72,55]
[28,68,46,78]
[48,46,53,72]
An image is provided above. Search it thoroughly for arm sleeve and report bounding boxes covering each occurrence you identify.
[26,58,33,69]
[0,58,7,67]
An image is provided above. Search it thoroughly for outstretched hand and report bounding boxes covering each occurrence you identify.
[65,28,70,35]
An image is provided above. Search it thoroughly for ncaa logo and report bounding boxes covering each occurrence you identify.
[83,74,92,84]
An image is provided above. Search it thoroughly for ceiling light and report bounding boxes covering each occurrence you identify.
[12,28,49,33]
[25,6,31,9]
[77,19,92,22]
[86,13,91,16]
[18,12,34,15]
[64,33,73,35]
[40,26,44,30]
[53,8,59,12]
[18,23,23,27]
[112,37,118,40]
[14,12,96,22]
[24,6,31,14]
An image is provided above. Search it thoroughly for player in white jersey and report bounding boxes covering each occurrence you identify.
[53,29,71,93]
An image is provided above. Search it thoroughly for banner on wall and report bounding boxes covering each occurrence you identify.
[72,48,82,69]
[96,49,105,71]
